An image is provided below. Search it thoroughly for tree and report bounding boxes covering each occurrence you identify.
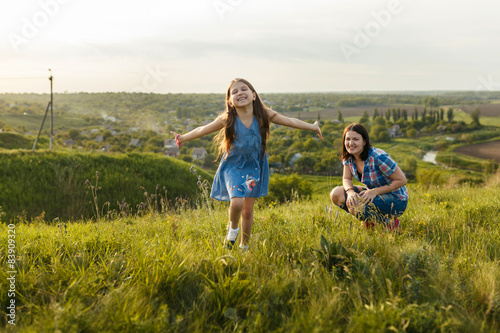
[373,108,379,120]
[402,109,408,121]
[294,156,316,173]
[423,96,439,108]
[337,109,344,122]
[470,108,481,126]
[68,129,80,140]
[406,128,417,138]
[103,130,112,140]
[374,117,386,126]
[303,138,319,151]
[385,108,391,121]
[370,125,391,142]
[359,110,370,125]
[447,108,454,122]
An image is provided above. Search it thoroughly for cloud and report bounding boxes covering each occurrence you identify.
[1,0,499,93]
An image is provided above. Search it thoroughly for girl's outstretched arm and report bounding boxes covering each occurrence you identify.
[170,115,225,146]
[266,108,323,139]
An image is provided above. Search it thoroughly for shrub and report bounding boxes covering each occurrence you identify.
[417,168,446,188]
[266,174,312,203]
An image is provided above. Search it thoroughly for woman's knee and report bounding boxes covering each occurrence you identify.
[330,186,345,206]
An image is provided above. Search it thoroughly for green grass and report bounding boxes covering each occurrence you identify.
[479,117,500,127]
[0,114,87,131]
[1,174,500,331]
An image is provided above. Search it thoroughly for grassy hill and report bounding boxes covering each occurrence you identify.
[1,172,500,331]
[0,150,212,221]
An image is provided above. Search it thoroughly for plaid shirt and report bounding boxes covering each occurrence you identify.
[343,147,409,201]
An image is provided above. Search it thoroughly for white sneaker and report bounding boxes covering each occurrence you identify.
[225,227,239,249]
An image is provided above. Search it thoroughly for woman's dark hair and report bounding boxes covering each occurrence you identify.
[215,78,270,158]
[341,123,371,161]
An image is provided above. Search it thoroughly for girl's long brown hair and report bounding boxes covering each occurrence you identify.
[215,78,271,158]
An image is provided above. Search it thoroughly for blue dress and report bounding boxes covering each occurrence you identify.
[210,116,269,201]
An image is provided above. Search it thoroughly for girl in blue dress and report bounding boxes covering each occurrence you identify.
[171,78,323,250]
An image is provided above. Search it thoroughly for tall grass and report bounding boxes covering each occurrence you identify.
[1,173,500,331]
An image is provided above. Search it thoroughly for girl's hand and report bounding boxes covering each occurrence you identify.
[312,121,323,139]
[170,131,182,148]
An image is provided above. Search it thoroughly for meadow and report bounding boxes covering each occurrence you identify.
[1,169,500,332]
[1,92,500,331]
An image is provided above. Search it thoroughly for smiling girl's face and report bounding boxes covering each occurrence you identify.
[227,81,256,109]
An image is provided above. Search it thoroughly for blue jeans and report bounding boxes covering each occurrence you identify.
[338,186,407,224]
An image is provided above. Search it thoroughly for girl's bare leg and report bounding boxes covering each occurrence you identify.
[240,198,256,246]
[228,197,244,229]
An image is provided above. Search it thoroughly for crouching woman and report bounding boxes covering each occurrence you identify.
[330,123,408,229]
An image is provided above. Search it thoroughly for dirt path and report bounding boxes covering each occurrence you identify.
[455,141,500,162]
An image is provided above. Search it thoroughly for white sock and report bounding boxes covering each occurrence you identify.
[227,226,239,241]
[239,244,249,250]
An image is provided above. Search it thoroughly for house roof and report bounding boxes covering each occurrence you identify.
[192,147,207,154]
[129,139,140,146]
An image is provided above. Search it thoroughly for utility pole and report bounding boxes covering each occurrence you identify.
[49,69,53,150]
[32,69,54,151]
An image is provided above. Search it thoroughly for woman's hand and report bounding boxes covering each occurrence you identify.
[346,190,364,215]
[359,188,377,204]
[346,191,359,208]
[312,121,323,139]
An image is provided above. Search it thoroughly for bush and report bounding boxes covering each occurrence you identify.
[406,128,417,138]
[417,168,446,189]
[266,174,313,203]
[400,157,418,180]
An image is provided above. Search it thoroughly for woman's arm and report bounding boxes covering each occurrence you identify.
[360,166,407,203]
[170,116,225,145]
[266,108,323,139]
[373,166,407,195]
[342,165,355,192]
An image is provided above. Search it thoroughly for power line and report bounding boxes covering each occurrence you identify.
[0,77,47,80]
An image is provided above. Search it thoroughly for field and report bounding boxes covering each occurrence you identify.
[460,103,500,117]
[2,93,500,331]
[455,104,500,127]
[1,172,500,331]
[455,141,500,163]
[0,114,86,131]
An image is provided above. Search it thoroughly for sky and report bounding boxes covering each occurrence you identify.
[1,0,499,94]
